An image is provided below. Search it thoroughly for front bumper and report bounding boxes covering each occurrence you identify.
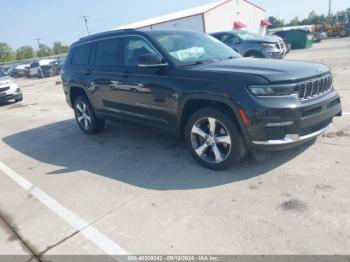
[0,83,23,103]
[245,90,342,151]
[252,123,331,146]
[262,41,288,59]
[0,92,23,103]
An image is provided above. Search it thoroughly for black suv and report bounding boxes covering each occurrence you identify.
[62,29,342,170]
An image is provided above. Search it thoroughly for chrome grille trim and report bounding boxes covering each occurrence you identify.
[298,74,333,101]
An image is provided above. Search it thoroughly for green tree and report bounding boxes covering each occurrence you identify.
[288,16,300,26]
[36,44,52,57]
[0,43,13,62]
[16,46,34,60]
[53,41,69,55]
[268,16,285,29]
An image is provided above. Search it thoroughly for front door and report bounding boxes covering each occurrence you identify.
[114,36,177,127]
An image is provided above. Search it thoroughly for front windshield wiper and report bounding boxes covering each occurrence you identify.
[180,56,238,67]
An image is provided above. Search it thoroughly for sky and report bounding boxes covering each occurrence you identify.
[0,0,349,50]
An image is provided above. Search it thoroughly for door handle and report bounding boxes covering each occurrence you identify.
[85,69,92,75]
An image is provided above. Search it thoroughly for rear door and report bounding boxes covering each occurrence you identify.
[87,37,124,113]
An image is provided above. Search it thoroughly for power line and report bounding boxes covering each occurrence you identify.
[80,16,90,36]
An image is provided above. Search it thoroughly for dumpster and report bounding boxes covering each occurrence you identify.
[284,29,313,49]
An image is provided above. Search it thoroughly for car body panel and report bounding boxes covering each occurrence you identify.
[62,29,341,151]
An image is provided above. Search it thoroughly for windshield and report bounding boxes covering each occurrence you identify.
[149,31,241,66]
[235,30,261,40]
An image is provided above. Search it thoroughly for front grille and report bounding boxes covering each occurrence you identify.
[298,74,333,101]
[0,86,10,92]
[275,41,284,51]
[299,118,332,136]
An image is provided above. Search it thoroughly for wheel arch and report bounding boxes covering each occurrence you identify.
[244,49,264,58]
[69,86,89,107]
[178,95,247,138]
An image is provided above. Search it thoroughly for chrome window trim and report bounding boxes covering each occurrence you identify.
[72,34,166,63]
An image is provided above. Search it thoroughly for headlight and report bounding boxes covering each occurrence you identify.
[261,43,276,48]
[248,84,297,96]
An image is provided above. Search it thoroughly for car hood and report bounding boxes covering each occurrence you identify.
[0,76,11,83]
[191,58,330,82]
[245,34,281,44]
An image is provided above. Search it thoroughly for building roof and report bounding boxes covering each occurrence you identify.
[115,0,264,30]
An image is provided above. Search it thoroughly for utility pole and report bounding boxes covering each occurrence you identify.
[81,16,90,36]
[328,0,332,16]
[34,38,42,49]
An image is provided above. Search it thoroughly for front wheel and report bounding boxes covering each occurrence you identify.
[185,107,246,170]
[74,96,105,135]
[15,96,23,102]
[245,52,263,58]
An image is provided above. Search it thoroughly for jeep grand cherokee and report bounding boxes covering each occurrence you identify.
[61,30,342,170]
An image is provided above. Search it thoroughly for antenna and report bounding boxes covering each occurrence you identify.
[81,16,90,36]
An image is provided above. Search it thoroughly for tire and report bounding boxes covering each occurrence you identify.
[185,107,246,170]
[245,52,263,58]
[73,96,105,135]
[15,97,23,102]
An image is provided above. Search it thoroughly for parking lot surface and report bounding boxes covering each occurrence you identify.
[0,38,349,260]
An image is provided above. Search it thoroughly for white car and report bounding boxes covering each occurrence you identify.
[0,70,23,103]
[29,59,57,78]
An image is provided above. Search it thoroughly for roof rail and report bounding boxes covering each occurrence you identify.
[79,28,136,41]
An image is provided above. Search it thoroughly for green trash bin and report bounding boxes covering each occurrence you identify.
[285,29,313,49]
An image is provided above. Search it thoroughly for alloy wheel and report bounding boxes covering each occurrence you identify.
[190,117,232,164]
[76,101,91,131]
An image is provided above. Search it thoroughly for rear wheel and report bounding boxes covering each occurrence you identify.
[185,107,246,170]
[73,96,105,135]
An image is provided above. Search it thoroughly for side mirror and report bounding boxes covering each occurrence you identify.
[137,54,168,68]
[233,37,240,44]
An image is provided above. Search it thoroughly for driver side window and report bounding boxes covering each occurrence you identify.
[123,36,158,67]
[221,34,234,43]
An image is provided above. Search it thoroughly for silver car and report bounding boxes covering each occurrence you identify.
[0,70,23,103]
[211,30,288,59]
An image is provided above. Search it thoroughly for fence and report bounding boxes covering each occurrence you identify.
[0,53,67,69]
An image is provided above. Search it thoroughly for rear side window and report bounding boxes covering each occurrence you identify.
[95,38,121,66]
[71,44,91,65]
